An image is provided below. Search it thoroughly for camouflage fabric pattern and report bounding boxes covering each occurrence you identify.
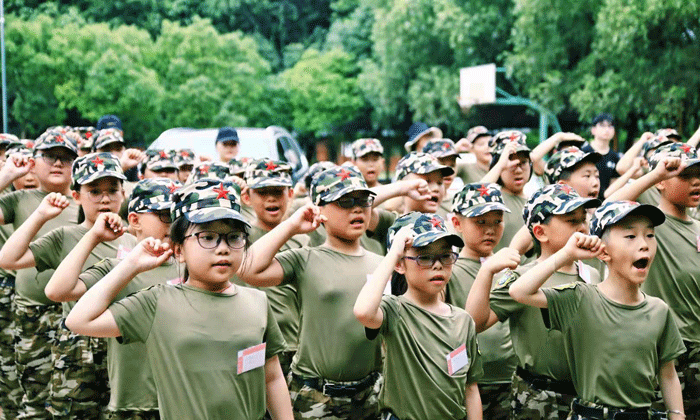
[128,178,180,213]
[590,200,665,238]
[386,211,464,249]
[310,165,374,205]
[465,126,489,144]
[642,136,674,160]
[13,301,62,420]
[46,326,108,420]
[171,178,249,226]
[229,157,252,176]
[568,399,666,420]
[656,128,682,140]
[648,142,700,169]
[289,374,382,420]
[422,139,458,158]
[72,152,126,190]
[544,147,601,184]
[452,182,511,217]
[393,152,454,182]
[34,128,79,155]
[0,277,21,419]
[0,133,19,146]
[6,141,32,158]
[105,410,160,420]
[304,162,337,190]
[479,382,511,420]
[187,161,232,183]
[244,158,293,189]
[512,372,574,420]
[523,184,600,233]
[75,127,97,151]
[670,341,700,419]
[489,130,530,156]
[143,149,178,171]
[351,138,384,159]
[175,149,195,167]
[93,128,124,150]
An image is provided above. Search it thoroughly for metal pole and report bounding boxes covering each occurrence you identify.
[1,0,7,133]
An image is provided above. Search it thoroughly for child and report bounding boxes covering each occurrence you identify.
[529,132,587,179]
[353,212,483,420]
[239,166,385,419]
[0,129,80,419]
[449,183,518,419]
[455,126,492,184]
[423,139,463,218]
[607,143,700,418]
[65,178,293,420]
[216,126,240,162]
[350,138,385,189]
[139,149,179,181]
[404,122,442,153]
[481,130,532,251]
[176,148,196,183]
[508,201,686,420]
[43,177,179,419]
[0,152,137,419]
[581,113,622,200]
[75,127,97,157]
[466,183,600,419]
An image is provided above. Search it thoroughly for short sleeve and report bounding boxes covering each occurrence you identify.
[29,227,65,272]
[109,285,160,344]
[658,307,687,365]
[541,283,583,331]
[377,295,400,337]
[366,209,397,248]
[489,270,522,322]
[0,190,19,224]
[275,247,310,286]
[466,316,483,384]
[79,258,115,290]
[264,299,288,359]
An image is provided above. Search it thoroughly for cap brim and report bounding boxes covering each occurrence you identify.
[683,158,700,170]
[552,197,601,216]
[248,179,293,189]
[405,127,443,152]
[148,163,179,171]
[613,205,665,231]
[184,207,251,227]
[412,231,464,248]
[457,202,511,217]
[354,149,384,158]
[77,171,127,186]
[416,163,455,178]
[36,144,78,156]
[321,186,376,204]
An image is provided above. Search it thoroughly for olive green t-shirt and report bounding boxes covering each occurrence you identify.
[248,225,308,350]
[80,258,180,412]
[447,257,517,384]
[375,295,483,420]
[639,214,700,344]
[0,189,79,306]
[111,283,286,420]
[29,225,137,314]
[0,224,14,279]
[307,211,393,256]
[543,283,686,408]
[456,161,489,184]
[276,246,383,381]
[496,190,526,252]
[490,261,592,381]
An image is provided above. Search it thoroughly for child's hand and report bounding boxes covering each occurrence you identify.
[289,203,326,234]
[388,226,414,257]
[37,193,70,220]
[651,156,686,180]
[1,154,32,181]
[118,149,145,171]
[126,237,172,272]
[560,232,602,263]
[552,132,584,145]
[401,179,431,202]
[484,247,520,274]
[89,212,125,242]
[495,142,518,168]
[639,131,654,144]
[230,176,246,192]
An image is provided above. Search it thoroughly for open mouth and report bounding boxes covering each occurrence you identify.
[632,258,649,270]
[265,205,281,214]
[429,195,439,203]
[588,191,599,198]
[430,275,446,283]
[350,216,365,227]
[97,208,112,213]
[690,191,700,200]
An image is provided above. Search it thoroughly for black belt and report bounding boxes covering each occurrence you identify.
[292,371,378,398]
[381,411,465,420]
[572,400,662,420]
[516,366,577,396]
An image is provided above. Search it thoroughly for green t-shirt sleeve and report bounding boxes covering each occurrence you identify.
[0,190,19,224]
[110,285,160,344]
[366,209,397,248]
[466,315,484,384]
[657,307,687,366]
[79,258,114,290]
[275,247,309,286]
[264,297,288,359]
[377,295,399,337]
[28,227,65,272]
[541,283,583,331]
[489,270,522,322]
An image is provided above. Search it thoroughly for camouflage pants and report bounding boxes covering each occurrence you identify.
[567,399,666,420]
[289,373,382,420]
[678,341,700,420]
[46,322,109,420]
[511,372,574,420]
[104,410,160,420]
[479,382,511,420]
[0,277,22,420]
[13,301,62,420]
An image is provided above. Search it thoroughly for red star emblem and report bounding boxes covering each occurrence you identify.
[181,151,190,158]
[85,132,92,139]
[91,156,104,166]
[213,183,229,199]
[159,151,168,159]
[26,141,34,148]
[477,185,490,197]
[559,184,573,194]
[508,132,520,142]
[681,144,692,153]
[430,217,442,228]
[265,161,277,170]
[364,139,374,146]
[168,183,178,193]
[55,135,64,143]
[338,169,351,180]
[199,165,210,174]
[442,142,451,150]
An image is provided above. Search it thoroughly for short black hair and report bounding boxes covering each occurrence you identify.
[592,113,614,126]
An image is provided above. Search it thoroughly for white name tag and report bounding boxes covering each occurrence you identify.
[577,261,592,284]
[696,235,700,253]
[446,344,469,376]
[116,245,132,260]
[237,343,266,375]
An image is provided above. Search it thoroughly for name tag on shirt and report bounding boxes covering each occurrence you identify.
[696,235,700,252]
[116,245,132,260]
[577,261,592,284]
[237,343,266,375]
[446,344,469,376]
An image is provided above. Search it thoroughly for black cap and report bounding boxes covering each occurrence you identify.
[216,127,239,144]
[591,113,614,126]
[96,115,122,131]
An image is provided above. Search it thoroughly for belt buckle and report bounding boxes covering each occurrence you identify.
[322,381,332,396]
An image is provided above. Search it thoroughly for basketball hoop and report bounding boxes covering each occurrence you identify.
[459,64,496,112]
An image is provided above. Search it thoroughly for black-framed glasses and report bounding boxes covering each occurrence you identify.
[35,152,75,165]
[184,231,247,249]
[404,252,458,267]
[86,188,122,203]
[153,210,171,224]
[334,195,374,209]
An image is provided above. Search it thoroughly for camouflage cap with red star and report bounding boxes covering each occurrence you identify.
[544,146,602,184]
[393,152,455,182]
[351,138,384,159]
[34,128,79,156]
[0,133,19,146]
[523,184,600,234]
[648,142,700,170]
[590,200,665,238]
[422,139,458,159]
[93,128,124,150]
[386,212,464,249]
[187,161,232,184]
[128,178,181,214]
[71,152,126,190]
[310,165,375,205]
[143,149,178,172]
[171,178,249,226]
[244,158,292,189]
[489,130,530,156]
[452,183,511,217]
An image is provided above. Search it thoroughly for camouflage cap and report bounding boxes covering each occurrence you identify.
[387,212,464,249]
[34,128,79,156]
[171,177,250,226]
[5,140,31,157]
[465,126,490,144]
[304,161,337,190]
[523,184,600,233]
[187,161,232,183]
[641,135,673,160]
[0,133,19,146]
[422,139,458,159]
[75,127,97,150]
[128,178,181,214]
[544,146,602,184]
[393,152,455,182]
[93,128,124,150]
[229,157,252,176]
[452,183,511,217]
[590,200,665,237]
[244,158,292,189]
[175,149,196,167]
[143,149,178,171]
[489,130,530,156]
[72,152,127,190]
[648,142,700,170]
[655,128,682,140]
[351,138,384,159]
[310,165,375,205]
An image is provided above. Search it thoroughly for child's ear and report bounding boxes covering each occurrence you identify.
[532,224,547,243]
[597,242,610,263]
[127,213,140,230]
[655,180,666,193]
[287,188,294,199]
[173,243,185,263]
[27,158,36,171]
[241,189,252,206]
[71,190,81,204]
[451,215,461,230]
[395,258,406,275]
